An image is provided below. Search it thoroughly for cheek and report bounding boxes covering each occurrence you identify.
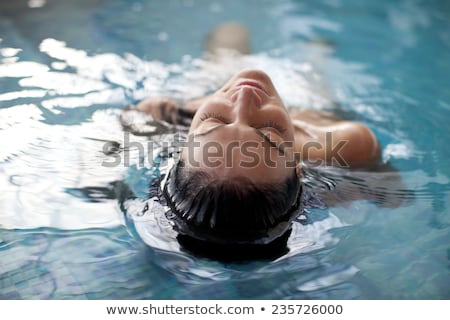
[188,116,201,133]
[280,111,295,139]
[271,110,295,140]
[188,108,211,133]
[286,122,295,140]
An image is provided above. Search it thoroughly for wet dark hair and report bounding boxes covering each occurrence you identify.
[162,160,302,246]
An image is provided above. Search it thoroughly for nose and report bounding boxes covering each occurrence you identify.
[232,86,262,125]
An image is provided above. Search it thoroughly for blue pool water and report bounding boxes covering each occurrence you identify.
[1,0,449,299]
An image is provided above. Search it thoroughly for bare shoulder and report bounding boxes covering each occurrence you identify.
[325,121,380,167]
[291,108,381,167]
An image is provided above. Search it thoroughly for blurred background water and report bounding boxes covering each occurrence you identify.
[0,0,449,299]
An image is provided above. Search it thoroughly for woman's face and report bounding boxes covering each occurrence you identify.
[182,69,297,183]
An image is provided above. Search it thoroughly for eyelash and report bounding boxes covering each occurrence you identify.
[258,121,287,134]
[200,113,286,134]
[200,112,229,123]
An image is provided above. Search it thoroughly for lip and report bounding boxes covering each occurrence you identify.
[237,80,267,95]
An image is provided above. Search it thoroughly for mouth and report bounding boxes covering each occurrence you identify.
[237,80,267,95]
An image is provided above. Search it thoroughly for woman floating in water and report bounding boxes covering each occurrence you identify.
[123,23,380,255]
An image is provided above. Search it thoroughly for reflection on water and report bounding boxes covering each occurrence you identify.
[1,0,450,299]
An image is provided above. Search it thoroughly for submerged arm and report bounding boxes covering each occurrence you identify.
[133,95,208,125]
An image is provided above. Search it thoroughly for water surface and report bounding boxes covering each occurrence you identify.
[0,0,449,299]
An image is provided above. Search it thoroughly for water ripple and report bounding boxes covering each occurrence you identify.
[1,0,449,298]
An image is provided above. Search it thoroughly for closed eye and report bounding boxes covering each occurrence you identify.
[257,121,287,136]
[200,113,286,136]
[200,112,230,123]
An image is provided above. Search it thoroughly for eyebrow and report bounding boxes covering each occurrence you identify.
[193,124,285,155]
